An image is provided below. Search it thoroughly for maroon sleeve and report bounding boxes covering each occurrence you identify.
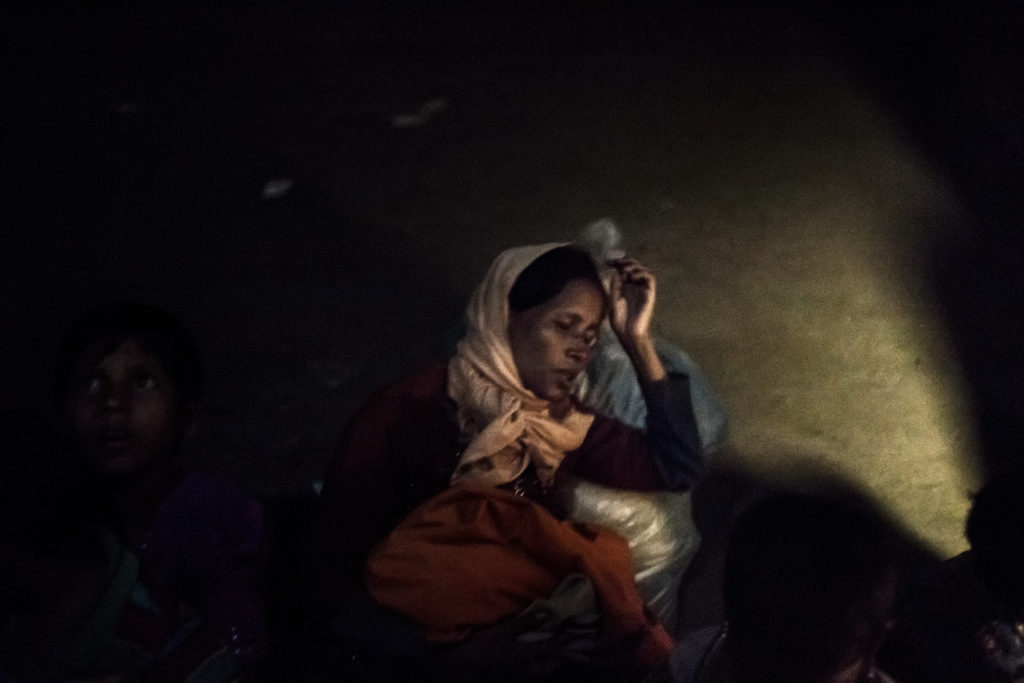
[558,373,704,492]
[558,413,664,492]
[308,363,457,606]
[315,384,408,588]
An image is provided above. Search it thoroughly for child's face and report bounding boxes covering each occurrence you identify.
[67,339,193,477]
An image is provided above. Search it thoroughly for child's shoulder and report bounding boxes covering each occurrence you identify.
[163,470,259,511]
[152,470,264,549]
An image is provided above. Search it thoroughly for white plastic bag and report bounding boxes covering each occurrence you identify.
[560,478,701,633]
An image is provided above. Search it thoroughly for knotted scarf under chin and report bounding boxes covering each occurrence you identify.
[447,243,596,488]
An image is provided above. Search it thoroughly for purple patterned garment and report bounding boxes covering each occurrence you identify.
[138,471,268,662]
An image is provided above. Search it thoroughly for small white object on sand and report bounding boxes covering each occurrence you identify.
[261,178,295,200]
[390,97,450,128]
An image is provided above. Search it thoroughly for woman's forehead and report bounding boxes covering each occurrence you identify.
[543,279,606,317]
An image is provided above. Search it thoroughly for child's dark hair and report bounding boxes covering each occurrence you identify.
[724,492,899,682]
[508,245,605,313]
[54,302,203,406]
[966,461,1024,611]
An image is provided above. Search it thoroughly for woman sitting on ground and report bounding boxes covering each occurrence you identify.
[311,243,704,676]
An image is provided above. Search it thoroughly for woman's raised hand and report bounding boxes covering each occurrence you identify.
[607,257,657,346]
[607,257,666,383]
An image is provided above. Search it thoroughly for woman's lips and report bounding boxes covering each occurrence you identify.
[553,370,578,392]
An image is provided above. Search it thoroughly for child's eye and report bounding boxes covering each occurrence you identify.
[82,376,103,396]
[135,375,157,390]
[555,320,573,332]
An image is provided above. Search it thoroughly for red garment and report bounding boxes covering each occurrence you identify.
[365,485,673,669]
[313,361,665,600]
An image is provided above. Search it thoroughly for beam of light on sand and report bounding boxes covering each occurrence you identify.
[378,20,982,558]
[667,147,981,557]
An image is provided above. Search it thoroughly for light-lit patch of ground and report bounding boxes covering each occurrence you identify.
[366,17,979,554]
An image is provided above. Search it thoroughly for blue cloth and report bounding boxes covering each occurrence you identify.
[579,331,728,455]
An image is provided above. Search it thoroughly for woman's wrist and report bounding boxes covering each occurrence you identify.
[620,334,667,383]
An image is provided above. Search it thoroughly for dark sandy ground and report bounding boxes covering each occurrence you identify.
[4,1,1024,635]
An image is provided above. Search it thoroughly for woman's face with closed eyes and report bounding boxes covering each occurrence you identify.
[508,278,606,403]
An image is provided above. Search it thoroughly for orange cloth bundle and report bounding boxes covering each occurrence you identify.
[365,484,673,669]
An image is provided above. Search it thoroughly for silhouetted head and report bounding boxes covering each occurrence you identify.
[724,492,900,683]
[966,461,1024,612]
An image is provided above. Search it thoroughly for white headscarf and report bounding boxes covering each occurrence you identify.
[448,244,597,488]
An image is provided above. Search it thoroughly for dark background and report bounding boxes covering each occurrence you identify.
[2,1,1022,532]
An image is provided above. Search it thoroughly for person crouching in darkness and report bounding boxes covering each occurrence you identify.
[54,302,269,674]
[666,491,902,683]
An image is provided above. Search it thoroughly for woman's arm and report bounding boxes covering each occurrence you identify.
[606,258,704,489]
[638,370,704,489]
[606,257,665,383]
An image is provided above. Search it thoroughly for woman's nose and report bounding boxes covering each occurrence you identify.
[566,345,590,366]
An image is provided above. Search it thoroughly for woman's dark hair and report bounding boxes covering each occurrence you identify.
[54,302,203,406]
[508,245,605,313]
[724,492,899,682]
[966,462,1024,610]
